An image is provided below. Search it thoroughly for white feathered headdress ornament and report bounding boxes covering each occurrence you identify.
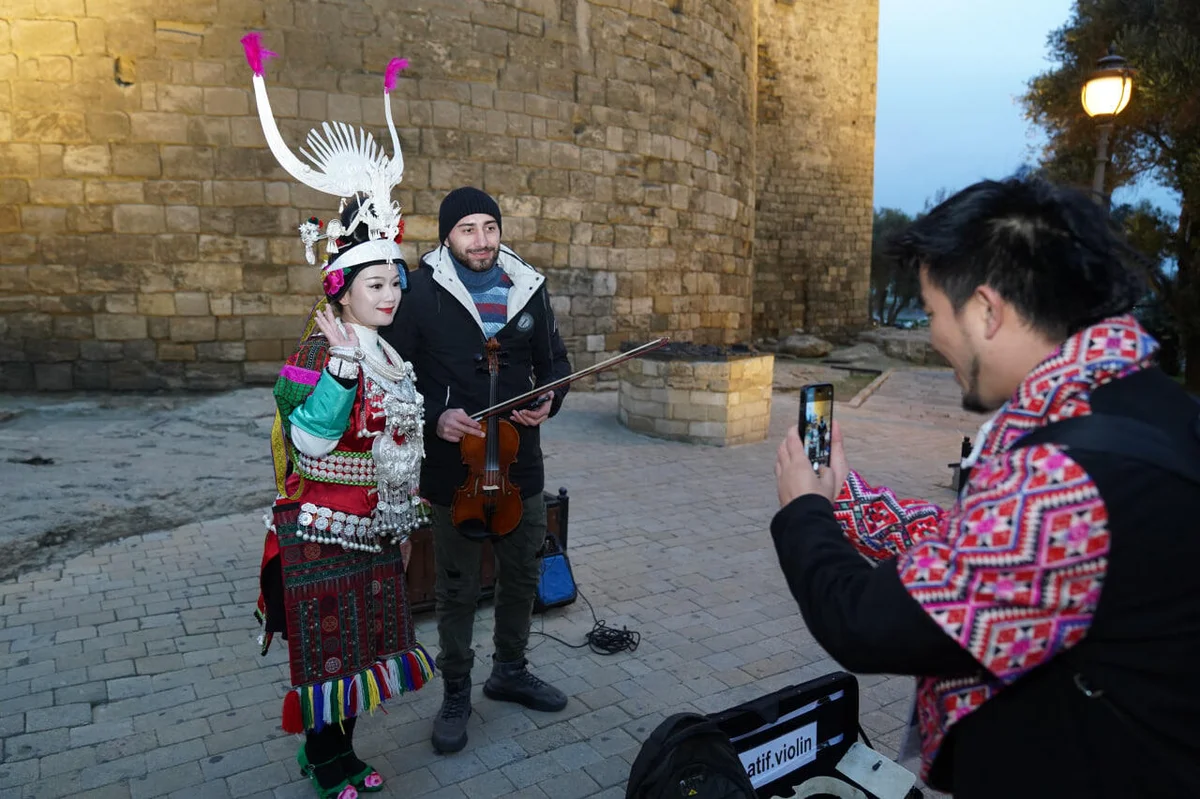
[241,32,408,282]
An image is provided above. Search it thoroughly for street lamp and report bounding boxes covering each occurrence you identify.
[1081,44,1134,206]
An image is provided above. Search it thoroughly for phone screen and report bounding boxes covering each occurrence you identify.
[800,383,834,468]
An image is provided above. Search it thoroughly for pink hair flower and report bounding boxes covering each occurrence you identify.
[323,269,345,296]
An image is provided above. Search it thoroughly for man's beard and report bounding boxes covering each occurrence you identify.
[961,355,990,413]
[449,242,498,272]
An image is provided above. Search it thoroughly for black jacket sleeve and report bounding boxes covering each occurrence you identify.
[534,286,572,418]
[770,494,982,678]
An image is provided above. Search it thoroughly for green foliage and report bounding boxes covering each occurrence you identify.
[870,207,917,325]
[1021,0,1200,387]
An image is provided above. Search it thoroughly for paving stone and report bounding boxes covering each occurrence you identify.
[427,750,487,786]
[128,761,204,799]
[200,743,270,781]
[0,757,39,791]
[70,720,135,748]
[585,754,634,789]
[537,770,601,799]
[0,383,971,799]
[4,728,71,761]
[26,703,93,732]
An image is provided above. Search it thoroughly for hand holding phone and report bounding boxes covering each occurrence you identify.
[799,383,834,470]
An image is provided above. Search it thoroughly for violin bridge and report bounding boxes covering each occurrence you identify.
[482,484,499,493]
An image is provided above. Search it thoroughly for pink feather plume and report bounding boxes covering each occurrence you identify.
[240,32,278,77]
[384,58,409,94]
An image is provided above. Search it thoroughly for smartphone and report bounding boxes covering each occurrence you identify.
[799,383,834,470]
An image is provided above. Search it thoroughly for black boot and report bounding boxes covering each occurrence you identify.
[338,717,383,792]
[297,725,353,798]
[431,674,472,754]
[482,657,567,712]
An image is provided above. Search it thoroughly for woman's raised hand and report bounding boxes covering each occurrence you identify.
[314,305,358,350]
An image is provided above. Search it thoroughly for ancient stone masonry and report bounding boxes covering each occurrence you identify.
[752,0,878,341]
[0,0,876,391]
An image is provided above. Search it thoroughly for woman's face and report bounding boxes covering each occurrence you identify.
[339,263,402,329]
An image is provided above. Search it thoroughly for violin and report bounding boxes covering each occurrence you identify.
[452,337,524,538]
[450,335,671,540]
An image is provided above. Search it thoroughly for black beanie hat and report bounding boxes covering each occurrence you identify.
[439,186,502,244]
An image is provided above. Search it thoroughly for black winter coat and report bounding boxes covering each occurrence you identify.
[772,366,1200,798]
[382,246,572,507]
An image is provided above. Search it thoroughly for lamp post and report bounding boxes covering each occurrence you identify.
[1081,44,1134,207]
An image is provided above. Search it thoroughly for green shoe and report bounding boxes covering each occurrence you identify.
[297,744,358,799]
[342,757,384,793]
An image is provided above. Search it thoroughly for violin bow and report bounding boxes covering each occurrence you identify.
[469,336,671,422]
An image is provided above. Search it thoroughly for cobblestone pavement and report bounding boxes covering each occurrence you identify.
[0,368,982,799]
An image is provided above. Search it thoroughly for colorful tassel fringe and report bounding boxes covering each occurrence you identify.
[280,644,436,734]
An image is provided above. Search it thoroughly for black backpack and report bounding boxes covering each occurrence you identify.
[626,712,758,799]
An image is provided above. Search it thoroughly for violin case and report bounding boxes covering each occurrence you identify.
[708,671,921,798]
[407,487,570,614]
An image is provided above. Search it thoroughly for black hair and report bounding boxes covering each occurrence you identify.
[888,171,1145,339]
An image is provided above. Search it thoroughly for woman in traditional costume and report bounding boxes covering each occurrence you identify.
[242,33,435,799]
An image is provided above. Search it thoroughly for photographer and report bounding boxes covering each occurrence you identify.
[771,173,1200,798]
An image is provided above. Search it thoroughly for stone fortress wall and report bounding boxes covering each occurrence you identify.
[0,0,878,391]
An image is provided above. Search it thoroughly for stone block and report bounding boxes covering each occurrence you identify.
[243,361,281,385]
[184,362,241,390]
[157,84,204,114]
[86,111,130,141]
[73,360,109,388]
[154,234,199,263]
[11,20,78,56]
[215,317,242,341]
[93,314,147,340]
[52,315,92,339]
[62,145,111,176]
[30,178,84,206]
[244,315,305,340]
[67,205,113,233]
[196,341,246,362]
[0,143,40,175]
[137,293,175,316]
[174,292,208,316]
[85,180,144,203]
[232,293,269,315]
[130,112,189,144]
[169,316,215,342]
[122,338,156,361]
[161,146,215,179]
[34,363,73,390]
[112,145,161,177]
[165,206,200,233]
[0,362,35,390]
[113,205,166,234]
[158,342,195,361]
[21,206,67,231]
[208,293,232,316]
[245,339,281,361]
[105,293,137,313]
[29,262,79,293]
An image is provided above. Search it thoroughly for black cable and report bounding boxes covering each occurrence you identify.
[530,587,640,655]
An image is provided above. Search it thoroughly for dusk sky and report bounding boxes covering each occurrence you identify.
[873,0,1178,216]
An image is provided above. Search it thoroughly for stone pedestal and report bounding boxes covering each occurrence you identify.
[617,348,774,446]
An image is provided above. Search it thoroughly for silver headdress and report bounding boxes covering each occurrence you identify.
[241,32,408,274]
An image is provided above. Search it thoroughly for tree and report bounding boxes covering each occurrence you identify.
[1021,0,1200,389]
[870,207,918,325]
[1113,199,1182,373]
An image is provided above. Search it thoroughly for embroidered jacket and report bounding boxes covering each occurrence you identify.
[771,315,1200,795]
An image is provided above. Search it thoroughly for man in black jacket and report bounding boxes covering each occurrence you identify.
[383,187,573,754]
[771,173,1200,797]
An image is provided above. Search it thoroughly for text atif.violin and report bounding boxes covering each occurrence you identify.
[450,336,669,539]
